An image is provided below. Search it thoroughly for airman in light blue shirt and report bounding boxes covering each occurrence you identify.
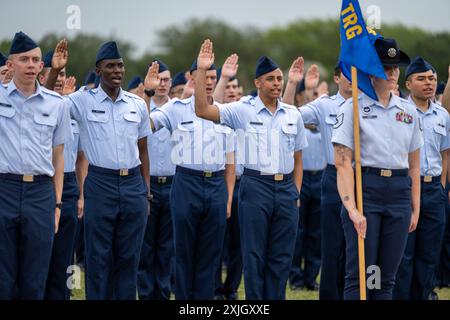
[68,85,151,170]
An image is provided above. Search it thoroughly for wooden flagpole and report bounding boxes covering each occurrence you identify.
[351,66,366,301]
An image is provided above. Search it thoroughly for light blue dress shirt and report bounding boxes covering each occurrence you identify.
[218,95,308,174]
[300,92,347,165]
[332,93,424,169]
[64,118,81,173]
[0,80,72,176]
[410,96,450,176]
[302,127,327,171]
[68,85,151,170]
[150,96,235,172]
[148,100,176,176]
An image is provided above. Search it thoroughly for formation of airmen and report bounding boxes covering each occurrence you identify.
[0,30,449,300]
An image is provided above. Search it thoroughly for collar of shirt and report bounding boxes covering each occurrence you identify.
[186,95,222,113]
[335,91,347,106]
[7,79,44,99]
[363,92,405,112]
[409,96,438,116]
[254,96,287,115]
[94,85,129,104]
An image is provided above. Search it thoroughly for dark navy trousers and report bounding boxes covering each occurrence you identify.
[0,176,55,300]
[74,217,85,268]
[45,172,79,300]
[290,170,322,288]
[138,177,174,300]
[171,169,227,300]
[437,183,450,287]
[215,178,243,299]
[319,165,346,300]
[341,172,412,300]
[394,179,446,300]
[83,166,148,300]
[239,172,299,300]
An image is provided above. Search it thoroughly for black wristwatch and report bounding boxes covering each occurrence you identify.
[144,89,155,97]
[56,202,63,210]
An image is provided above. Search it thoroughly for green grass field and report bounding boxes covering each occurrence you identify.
[71,271,450,300]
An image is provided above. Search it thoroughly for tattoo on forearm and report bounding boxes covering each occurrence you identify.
[344,196,350,202]
[335,144,349,165]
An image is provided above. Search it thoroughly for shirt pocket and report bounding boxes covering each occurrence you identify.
[281,123,298,151]
[433,123,447,149]
[246,122,267,152]
[176,120,198,152]
[0,104,15,130]
[123,112,141,139]
[213,124,233,153]
[325,114,336,126]
[33,112,57,145]
[87,110,109,141]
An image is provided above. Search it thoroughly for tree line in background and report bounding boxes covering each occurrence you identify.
[1,18,449,94]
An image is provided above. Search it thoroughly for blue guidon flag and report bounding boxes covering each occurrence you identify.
[339,0,386,100]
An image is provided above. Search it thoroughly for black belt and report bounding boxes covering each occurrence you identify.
[243,168,293,182]
[421,175,441,183]
[362,167,408,177]
[89,165,141,176]
[176,166,224,178]
[326,164,336,172]
[0,173,52,183]
[150,176,174,184]
[304,170,324,176]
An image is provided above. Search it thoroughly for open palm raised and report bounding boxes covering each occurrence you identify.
[197,39,215,70]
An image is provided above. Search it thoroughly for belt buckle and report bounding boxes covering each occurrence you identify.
[158,177,167,184]
[274,174,284,181]
[204,171,213,178]
[380,169,392,178]
[23,175,34,182]
[119,169,129,176]
[424,176,433,183]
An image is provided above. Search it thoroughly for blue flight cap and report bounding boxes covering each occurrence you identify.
[217,67,222,82]
[152,59,169,73]
[0,52,7,67]
[255,56,279,79]
[95,41,122,65]
[171,72,187,88]
[43,50,54,68]
[84,70,96,86]
[436,81,446,96]
[127,76,142,91]
[189,60,216,74]
[405,56,436,80]
[9,31,38,55]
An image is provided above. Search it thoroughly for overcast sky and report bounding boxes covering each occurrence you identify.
[1,0,449,56]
